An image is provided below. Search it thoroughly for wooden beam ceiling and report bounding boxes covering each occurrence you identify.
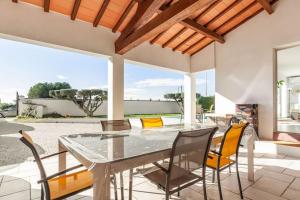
[118,0,167,42]
[71,0,81,20]
[115,0,218,54]
[112,0,136,33]
[181,19,225,43]
[162,27,187,48]
[44,0,50,12]
[257,0,273,14]
[93,0,110,27]
[12,0,18,3]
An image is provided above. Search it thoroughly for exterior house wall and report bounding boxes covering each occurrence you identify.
[18,99,181,117]
[190,0,300,139]
[0,0,190,73]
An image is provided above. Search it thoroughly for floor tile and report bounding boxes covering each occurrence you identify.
[283,168,300,178]
[244,186,286,200]
[282,188,300,200]
[289,178,300,192]
[255,169,294,183]
[0,190,30,200]
[0,178,30,197]
[221,173,253,193]
[252,176,289,196]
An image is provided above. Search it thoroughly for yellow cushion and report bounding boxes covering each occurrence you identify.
[141,118,163,128]
[206,153,234,169]
[48,170,93,200]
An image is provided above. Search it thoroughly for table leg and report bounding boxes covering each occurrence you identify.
[92,165,111,200]
[58,140,67,173]
[247,134,255,181]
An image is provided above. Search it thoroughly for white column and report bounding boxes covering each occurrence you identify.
[108,55,124,120]
[184,73,197,124]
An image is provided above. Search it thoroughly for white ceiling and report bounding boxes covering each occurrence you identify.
[278,45,300,77]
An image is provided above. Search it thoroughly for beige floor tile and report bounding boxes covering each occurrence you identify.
[289,178,300,192]
[0,178,30,197]
[252,176,290,197]
[283,168,300,178]
[221,173,253,193]
[0,190,30,200]
[282,188,300,200]
[244,186,286,200]
[255,169,294,183]
[205,185,243,200]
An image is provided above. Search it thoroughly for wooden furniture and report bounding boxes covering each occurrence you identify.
[58,124,255,200]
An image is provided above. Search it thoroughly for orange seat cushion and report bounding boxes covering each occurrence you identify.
[48,170,93,200]
[141,118,163,128]
[206,153,234,169]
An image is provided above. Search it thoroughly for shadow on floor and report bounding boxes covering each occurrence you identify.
[0,121,34,135]
[0,136,45,167]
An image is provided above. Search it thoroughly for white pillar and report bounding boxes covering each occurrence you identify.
[108,55,124,120]
[184,73,197,124]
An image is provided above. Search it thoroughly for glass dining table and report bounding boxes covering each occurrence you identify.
[58,124,255,200]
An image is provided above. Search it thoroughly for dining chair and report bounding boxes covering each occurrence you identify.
[19,130,93,200]
[140,117,163,128]
[139,127,218,200]
[100,119,133,200]
[206,122,249,200]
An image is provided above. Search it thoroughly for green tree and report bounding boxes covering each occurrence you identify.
[0,103,15,110]
[197,96,215,111]
[164,93,201,117]
[28,82,71,98]
[50,89,107,117]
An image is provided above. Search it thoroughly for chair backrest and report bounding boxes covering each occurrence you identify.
[168,127,218,178]
[19,130,51,199]
[140,117,163,128]
[219,122,249,157]
[101,119,131,131]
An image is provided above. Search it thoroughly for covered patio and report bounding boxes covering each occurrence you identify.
[0,0,300,199]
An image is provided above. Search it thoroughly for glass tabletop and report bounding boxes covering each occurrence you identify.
[59,124,218,163]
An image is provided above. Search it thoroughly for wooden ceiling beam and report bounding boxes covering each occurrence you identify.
[190,0,279,55]
[162,27,187,48]
[150,30,167,44]
[115,0,218,54]
[257,0,273,14]
[182,37,205,54]
[93,0,110,27]
[112,0,136,33]
[173,32,198,51]
[181,19,225,43]
[119,0,167,41]
[44,0,50,12]
[71,0,81,20]
[194,0,221,21]
[12,0,18,3]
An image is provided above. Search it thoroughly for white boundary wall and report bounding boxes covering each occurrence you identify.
[19,99,181,116]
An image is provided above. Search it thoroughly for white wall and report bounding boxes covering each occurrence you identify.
[19,99,181,117]
[191,0,300,139]
[0,0,190,73]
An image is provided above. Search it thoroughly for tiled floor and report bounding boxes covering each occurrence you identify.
[0,121,300,199]
[0,148,299,200]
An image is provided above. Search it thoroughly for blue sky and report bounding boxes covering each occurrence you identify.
[0,38,214,103]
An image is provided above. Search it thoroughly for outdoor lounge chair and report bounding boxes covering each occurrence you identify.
[139,127,218,200]
[140,117,163,128]
[206,122,249,200]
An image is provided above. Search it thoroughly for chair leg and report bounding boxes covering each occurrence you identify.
[165,191,170,200]
[129,169,133,200]
[120,172,124,200]
[112,174,118,200]
[236,162,244,199]
[217,169,223,200]
[203,177,208,200]
[229,165,231,174]
[41,185,44,200]
[212,169,216,183]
